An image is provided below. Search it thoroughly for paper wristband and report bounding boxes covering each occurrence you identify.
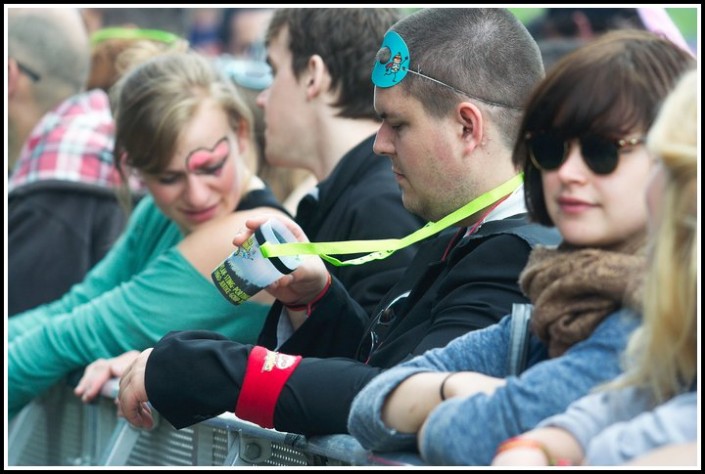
[235,346,302,429]
[260,173,524,267]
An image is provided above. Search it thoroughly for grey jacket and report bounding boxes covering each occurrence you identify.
[539,385,697,465]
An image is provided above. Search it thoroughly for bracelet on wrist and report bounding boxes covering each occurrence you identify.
[439,372,457,401]
[495,436,572,466]
[283,273,332,317]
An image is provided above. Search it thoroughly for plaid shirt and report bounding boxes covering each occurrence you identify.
[9,89,140,192]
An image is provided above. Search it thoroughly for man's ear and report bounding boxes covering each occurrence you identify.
[457,101,484,148]
[8,58,21,98]
[305,54,331,100]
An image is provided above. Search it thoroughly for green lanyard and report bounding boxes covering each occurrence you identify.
[261,173,524,267]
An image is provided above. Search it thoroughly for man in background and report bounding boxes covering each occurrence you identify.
[8,8,130,314]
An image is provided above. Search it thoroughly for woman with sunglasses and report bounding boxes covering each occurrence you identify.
[348,30,695,465]
[492,68,698,467]
[8,51,289,419]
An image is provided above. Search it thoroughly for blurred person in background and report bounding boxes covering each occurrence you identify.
[8,8,137,315]
[214,7,314,211]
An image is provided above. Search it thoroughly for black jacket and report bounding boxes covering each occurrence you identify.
[8,180,132,315]
[145,215,561,435]
[258,134,427,345]
[277,216,559,365]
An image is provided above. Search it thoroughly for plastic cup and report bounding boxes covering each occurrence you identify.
[212,218,302,305]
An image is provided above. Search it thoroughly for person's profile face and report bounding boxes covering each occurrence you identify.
[256,27,310,168]
[372,86,470,222]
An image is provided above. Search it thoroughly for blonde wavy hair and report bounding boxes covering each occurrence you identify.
[615,69,698,402]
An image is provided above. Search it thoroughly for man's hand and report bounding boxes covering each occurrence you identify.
[233,216,330,307]
[117,348,154,429]
[74,350,140,403]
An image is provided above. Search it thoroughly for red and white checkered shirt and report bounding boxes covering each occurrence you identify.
[9,89,141,193]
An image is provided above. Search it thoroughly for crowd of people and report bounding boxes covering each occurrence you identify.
[7,7,699,467]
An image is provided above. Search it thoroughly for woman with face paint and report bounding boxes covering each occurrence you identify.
[8,51,289,419]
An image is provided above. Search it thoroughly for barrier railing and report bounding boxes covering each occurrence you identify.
[8,379,424,466]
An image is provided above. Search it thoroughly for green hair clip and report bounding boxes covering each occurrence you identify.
[90,27,181,46]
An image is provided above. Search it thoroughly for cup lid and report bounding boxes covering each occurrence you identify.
[254,218,302,274]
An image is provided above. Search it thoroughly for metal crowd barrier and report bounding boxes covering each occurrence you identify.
[8,379,424,467]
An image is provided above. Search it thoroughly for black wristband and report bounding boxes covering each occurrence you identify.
[439,372,456,401]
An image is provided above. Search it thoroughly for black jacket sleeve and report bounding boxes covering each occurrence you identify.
[274,357,382,435]
[9,186,128,315]
[145,330,253,429]
[146,329,381,435]
[145,221,558,436]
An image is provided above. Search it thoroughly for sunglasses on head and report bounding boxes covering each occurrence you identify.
[525,131,645,175]
[356,291,410,364]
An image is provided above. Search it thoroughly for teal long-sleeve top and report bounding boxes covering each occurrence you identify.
[9,194,272,419]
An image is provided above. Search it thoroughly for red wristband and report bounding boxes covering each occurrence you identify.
[495,437,572,466]
[234,346,302,429]
[283,272,332,316]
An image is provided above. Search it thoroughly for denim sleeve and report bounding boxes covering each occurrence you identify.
[348,316,514,451]
[347,365,429,452]
[418,310,639,465]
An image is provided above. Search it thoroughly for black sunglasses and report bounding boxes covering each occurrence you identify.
[525,132,645,175]
[357,291,410,364]
[16,60,41,83]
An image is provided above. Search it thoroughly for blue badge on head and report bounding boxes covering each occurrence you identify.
[372,31,411,88]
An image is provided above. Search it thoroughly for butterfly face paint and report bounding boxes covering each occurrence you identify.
[185,136,231,176]
[139,96,246,235]
[143,133,240,234]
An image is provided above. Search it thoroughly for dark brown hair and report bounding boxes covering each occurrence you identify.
[266,8,401,120]
[515,29,695,226]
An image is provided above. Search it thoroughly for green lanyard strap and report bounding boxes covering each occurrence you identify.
[261,173,524,267]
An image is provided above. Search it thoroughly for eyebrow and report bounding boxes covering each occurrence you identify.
[16,61,41,82]
[377,111,402,122]
[159,136,229,175]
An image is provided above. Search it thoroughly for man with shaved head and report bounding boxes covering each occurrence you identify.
[8,7,90,169]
